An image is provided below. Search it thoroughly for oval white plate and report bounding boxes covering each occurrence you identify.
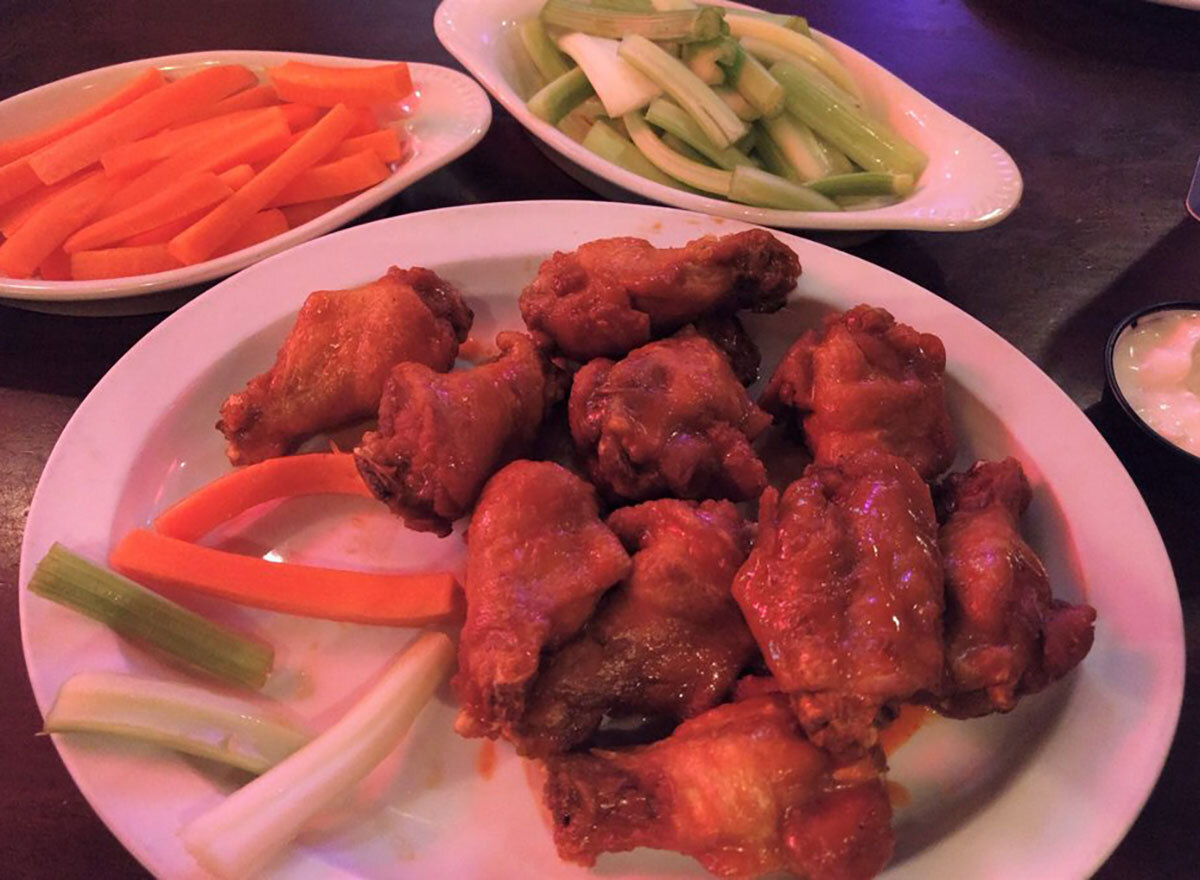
[434,1,1022,232]
[0,50,492,313]
[21,201,1180,879]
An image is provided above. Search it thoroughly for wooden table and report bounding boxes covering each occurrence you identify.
[3,0,1198,876]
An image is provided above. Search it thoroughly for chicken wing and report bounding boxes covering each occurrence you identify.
[453,460,632,741]
[217,266,472,466]
[569,329,772,503]
[520,229,800,362]
[354,332,562,536]
[517,499,756,757]
[934,458,1096,718]
[761,304,955,480]
[733,449,945,757]
[545,694,894,880]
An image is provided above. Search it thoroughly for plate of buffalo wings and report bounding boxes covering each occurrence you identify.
[20,200,1182,879]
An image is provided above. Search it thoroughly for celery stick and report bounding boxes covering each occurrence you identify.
[45,671,312,775]
[808,171,914,198]
[815,132,856,174]
[761,113,831,181]
[737,35,861,107]
[729,165,840,211]
[682,38,735,85]
[27,543,273,690]
[593,0,654,10]
[752,125,800,182]
[701,5,810,35]
[557,110,594,143]
[540,0,727,43]
[527,66,595,124]
[645,98,755,170]
[727,13,860,99]
[720,41,784,117]
[772,61,927,177]
[712,85,761,121]
[652,0,697,9]
[182,633,454,879]
[557,32,660,117]
[662,132,710,163]
[618,34,747,149]
[583,119,693,191]
[519,19,571,83]
[624,111,732,194]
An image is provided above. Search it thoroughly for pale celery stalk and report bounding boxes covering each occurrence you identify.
[719,40,784,117]
[815,132,856,174]
[44,671,312,775]
[618,34,747,148]
[557,110,594,142]
[593,0,654,10]
[729,165,841,211]
[27,543,273,689]
[701,5,810,35]
[527,66,595,124]
[772,60,928,177]
[753,125,800,181]
[540,0,726,42]
[682,38,734,85]
[662,131,710,163]
[519,19,572,83]
[181,633,455,879]
[737,34,861,107]
[557,32,661,117]
[808,171,914,198]
[583,119,694,191]
[761,113,831,181]
[712,84,761,121]
[727,13,861,99]
[645,97,755,170]
[624,111,732,194]
[652,0,696,10]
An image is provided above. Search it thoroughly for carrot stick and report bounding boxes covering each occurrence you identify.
[0,172,120,278]
[65,171,233,253]
[0,168,92,237]
[0,68,166,166]
[330,128,405,164]
[344,108,382,137]
[169,103,354,265]
[268,149,390,207]
[212,209,289,258]
[278,194,351,228]
[30,64,258,185]
[171,83,280,127]
[120,212,202,247]
[110,529,462,626]
[0,158,43,208]
[279,104,323,131]
[100,106,285,178]
[69,243,182,280]
[100,113,292,217]
[268,62,414,108]
[37,248,71,280]
[154,453,371,541]
[218,164,255,191]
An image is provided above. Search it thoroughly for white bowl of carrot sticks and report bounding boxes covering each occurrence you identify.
[0,50,492,308]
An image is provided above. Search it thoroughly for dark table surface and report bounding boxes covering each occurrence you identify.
[3,0,1198,877]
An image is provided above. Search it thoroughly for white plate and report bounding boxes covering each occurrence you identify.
[21,200,1181,879]
[0,50,492,313]
[434,0,1022,232]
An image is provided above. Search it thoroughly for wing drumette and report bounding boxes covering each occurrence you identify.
[569,329,772,503]
[934,458,1096,718]
[545,694,894,880]
[520,229,800,363]
[217,266,471,465]
[761,304,955,480]
[354,332,561,536]
[733,449,945,757]
[517,499,757,757]
[453,460,631,742]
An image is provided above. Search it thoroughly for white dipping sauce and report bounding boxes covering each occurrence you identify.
[1112,308,1200,456]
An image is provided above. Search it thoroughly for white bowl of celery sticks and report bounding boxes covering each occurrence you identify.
[435,0,1022,231]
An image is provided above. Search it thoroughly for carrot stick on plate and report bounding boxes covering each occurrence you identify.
[330,128,405,163]
[0,172,121,278]
[172,83,281,127]
[268,149,389,207]
[267,62,414,108]
[0,158,43,208]
[70,243,182,280]
[278,194,352,228]
[213,209,289,258]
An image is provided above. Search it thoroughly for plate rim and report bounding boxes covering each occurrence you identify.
[432,0,1023,232]
[19,199,1183,879]
[0,49,493,304]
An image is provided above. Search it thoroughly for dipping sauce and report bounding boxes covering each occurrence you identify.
[1111,308,1200,457]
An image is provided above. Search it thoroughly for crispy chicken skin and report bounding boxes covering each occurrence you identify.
[545,694,894,880]
[569,329,773,503]
[693,313,762,385]
[354,332,561,536]
[453,460,632,742]
[517,499,757,757]
[733,449,945,757]
[761,304,955,480]
[520,229,800,363]
[933,458,1096,718]
[217,267,472,466]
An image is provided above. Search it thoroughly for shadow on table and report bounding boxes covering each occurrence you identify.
[963,0,1200,70]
